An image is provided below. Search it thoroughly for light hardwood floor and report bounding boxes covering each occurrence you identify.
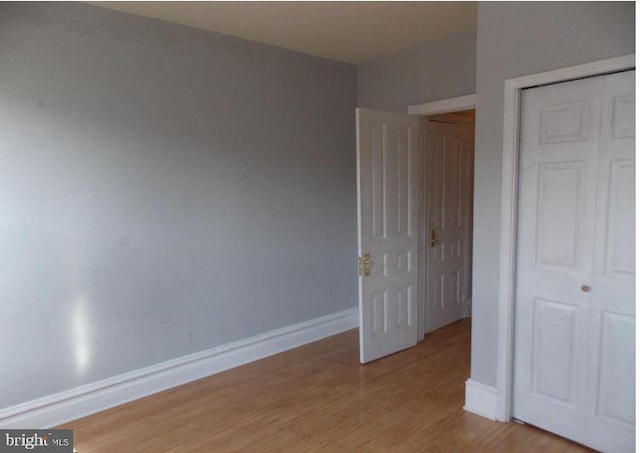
[61,319,592,452]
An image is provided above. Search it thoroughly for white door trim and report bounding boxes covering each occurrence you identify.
[408,95,477,341]
[495,53,635,423]
[408,94,476,116]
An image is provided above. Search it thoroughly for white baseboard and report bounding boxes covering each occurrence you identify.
[463,379,497,420]
[0,307,358,429]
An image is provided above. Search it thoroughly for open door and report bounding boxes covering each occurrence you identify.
[356,108,421,363]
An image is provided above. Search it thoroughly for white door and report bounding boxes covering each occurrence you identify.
[356,108,421,363]
[425,118,473,332]
[583,70,636,452]
[513,70,635,451]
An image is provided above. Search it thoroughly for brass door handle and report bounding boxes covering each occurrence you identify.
[358,253,371,277]
[363,253,371,277]
[430,228,437,248]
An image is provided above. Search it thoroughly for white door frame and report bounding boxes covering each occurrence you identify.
[409,94,477,116]
[407,94,477,340]
[494,53,635,423]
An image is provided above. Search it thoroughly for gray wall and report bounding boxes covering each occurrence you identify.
[472,1,635,386]
[0,3,357,408]
[357,30,476,112]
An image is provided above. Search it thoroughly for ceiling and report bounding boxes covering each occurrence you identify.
[87,2,477,64]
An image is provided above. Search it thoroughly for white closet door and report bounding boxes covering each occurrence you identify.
[513,75,600,443]
[513,70,635,452]
[583,70,635,452]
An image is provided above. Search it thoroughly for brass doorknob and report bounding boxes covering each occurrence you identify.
[581,285,591,293]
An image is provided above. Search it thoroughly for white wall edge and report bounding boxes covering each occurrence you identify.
[464,379,497,420]
[463,298,472,319]
[408,94,476,115]
[495,53,635,423]
[0,307,358,429]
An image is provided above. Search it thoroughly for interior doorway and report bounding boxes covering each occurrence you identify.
[419,110,475,339]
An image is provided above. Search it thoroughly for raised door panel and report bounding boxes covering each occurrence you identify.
[530,299,579,404]
[370,125,385,240]
[396,129,410,237]
[596,312,635,425]
[443,135,461,229]
[604,160,635,277]
[535,163,587,270]
[539,102,590,144]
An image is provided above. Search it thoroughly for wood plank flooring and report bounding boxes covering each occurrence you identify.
[61,319,592,452]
